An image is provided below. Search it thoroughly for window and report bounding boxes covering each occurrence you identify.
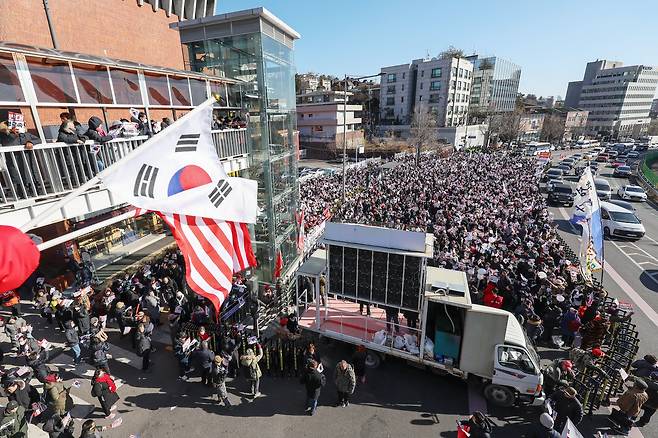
[169,76,191,106]
[189,78,208,105]
[387,73,396,83]
[452,67,457,76]
[431,68,442,78]
[0,53,25,102]
[420,82,423,90]
[430,81,441,90]
[387,85,395,94]
[402,72,405,79]
[401,96,404,103]
[72,63,113,104]
[27,56,77,103]
[386,97,395,105]
[429,94,440,103]
[421,70,424,77]
[419,95,423,102]
[312,125,323,132]
[402,84,404,91]
[308,113,313,118]
[458,68,463,78]
[144,72,171,105]
[457,81,462,90]
[110,68,142,105]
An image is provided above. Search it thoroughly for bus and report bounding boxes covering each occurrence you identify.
[575,139,601,149]
[525,142,552,157]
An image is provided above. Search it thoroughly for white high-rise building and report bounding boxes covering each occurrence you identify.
[379,56,473,127]
[565,60,658,137]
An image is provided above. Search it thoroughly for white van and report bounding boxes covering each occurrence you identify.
[601,201,645,240]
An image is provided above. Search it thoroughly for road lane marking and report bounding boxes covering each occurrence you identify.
[555,206,658,328]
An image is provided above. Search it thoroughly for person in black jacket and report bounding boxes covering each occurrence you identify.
[64,320,81,365]
[3,378,38,410]
[42,413,76,438]
[300,359,325,416]
[131,112,152,138]
[459,411,493,438]
[195,341,215,386]
[549,386,583,431]
[135,323,151,371]
[85,117,112,143]
[57,120,86,144]
[91,368,119,417]
[26,350,50,382]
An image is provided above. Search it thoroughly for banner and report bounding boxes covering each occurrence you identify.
[570,167,603,281]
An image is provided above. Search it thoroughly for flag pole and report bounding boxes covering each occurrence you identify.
[19,98,218,232]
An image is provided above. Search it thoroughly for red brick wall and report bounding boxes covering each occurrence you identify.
[0,0,185,70]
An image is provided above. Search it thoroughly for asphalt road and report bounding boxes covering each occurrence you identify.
[546,147,658,437]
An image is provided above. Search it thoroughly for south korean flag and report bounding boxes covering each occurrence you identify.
[102,99,257,224]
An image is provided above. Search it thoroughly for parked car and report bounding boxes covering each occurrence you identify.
[596,153,609,162]
[548,183,575,206]
[601,201,645,240]
[594,178,612,200]
[555,164,571,174]
[611,160,627,168]
[613,165,632,177]
[617,185,647,202]
[627,151,640,159]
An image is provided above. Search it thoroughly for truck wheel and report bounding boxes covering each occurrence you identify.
[365,351,381,369]
[484,384,515,407]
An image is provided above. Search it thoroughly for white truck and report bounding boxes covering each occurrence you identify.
[296,241,544,408]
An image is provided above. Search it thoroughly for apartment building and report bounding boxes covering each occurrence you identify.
[296,91,363,158]
[565,60,658,137]
[379,56,473,127]
[298,73,332,94]
[466,55,521,113]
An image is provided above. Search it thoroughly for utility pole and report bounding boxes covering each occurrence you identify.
[342,74,348,203]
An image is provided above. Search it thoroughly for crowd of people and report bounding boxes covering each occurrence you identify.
[298,151,655,435]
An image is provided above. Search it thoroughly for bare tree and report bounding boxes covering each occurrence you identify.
[439,46,465,59]
[540,114,566,144]
[409,105,438,165]
[491,108,523,144]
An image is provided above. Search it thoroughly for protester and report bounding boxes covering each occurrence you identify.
[4,378,38,411]
[44,373,69,417]
[632,355,658,378]
[196,340,215,386]
[548,386,583,432]
[637,372,658,427]
[240,343,263,398]
[91,368,119,418]
[301,359,325,416]
[64,320,81,366]
[42,413,75,438]
[334,360,356,407]
[210,355,232,408]
[79,419,106,438]
[135,323,152,372]
[458,411,493,438]
[610,378,649,435]
[529,412,560,438]
[0,400,28,437]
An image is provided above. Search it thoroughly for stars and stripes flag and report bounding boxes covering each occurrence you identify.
[101,99,258,316]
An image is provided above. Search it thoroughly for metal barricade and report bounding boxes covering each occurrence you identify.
[211,128,248,158]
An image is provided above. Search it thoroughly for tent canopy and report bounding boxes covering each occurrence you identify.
[297,249,326,278]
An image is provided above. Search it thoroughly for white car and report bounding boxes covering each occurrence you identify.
[601,201,645,240]
[617,185,648,202]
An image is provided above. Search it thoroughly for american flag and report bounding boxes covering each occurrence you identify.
[158,213,256,315]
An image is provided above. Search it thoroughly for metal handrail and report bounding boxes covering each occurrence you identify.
[0,129,249,207]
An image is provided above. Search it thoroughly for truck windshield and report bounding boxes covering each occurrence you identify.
[523,331,540,369]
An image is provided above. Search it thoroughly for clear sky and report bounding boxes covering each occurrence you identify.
[217,0,658,99]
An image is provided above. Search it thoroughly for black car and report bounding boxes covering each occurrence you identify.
[548,183,575,206]
[613,165,632,177]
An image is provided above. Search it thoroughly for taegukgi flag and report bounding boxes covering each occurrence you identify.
[102,99,257,224]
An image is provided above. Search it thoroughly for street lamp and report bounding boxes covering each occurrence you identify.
[341,72,385,203]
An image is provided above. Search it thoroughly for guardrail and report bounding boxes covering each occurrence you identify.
[0,128,249,207]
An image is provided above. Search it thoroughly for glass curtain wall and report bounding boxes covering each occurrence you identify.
[188,33,298,283]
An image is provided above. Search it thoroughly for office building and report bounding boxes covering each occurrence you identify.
[296,91,363,159]
[565,60,658,137]
[466,55,521,113]
[380,56,473,127]
[651,98,658,118]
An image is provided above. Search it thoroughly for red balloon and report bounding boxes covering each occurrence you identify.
[0,225,40,293]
